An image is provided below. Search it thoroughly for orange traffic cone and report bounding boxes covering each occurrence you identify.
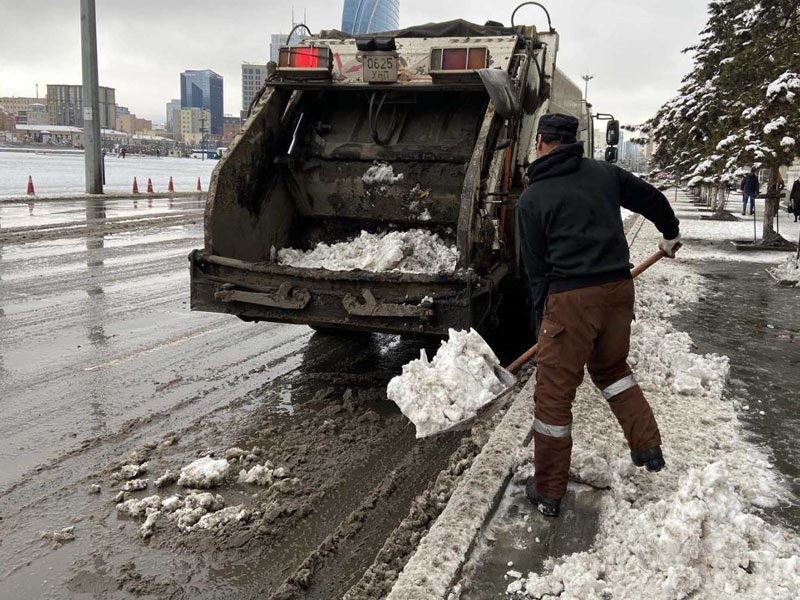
[167,176,174,193]
[132,177,140,194]
[27,175,35,196]
[196,177,202,192]
[147,178,154,194]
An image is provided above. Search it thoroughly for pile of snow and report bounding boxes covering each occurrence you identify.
[387,328,508,438]
[111,448,293,539]
[508,463,799,599]
[362,161,404,185]
[117,491,250,538]
[503,208,800,599]
[111,463,148,481]
[277,229,459,274]
[177,456,230,488]
[768,256,800,284]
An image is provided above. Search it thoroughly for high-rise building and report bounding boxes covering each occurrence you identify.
[165,99,181,133]
[341,0,400,35]
[116,105,130,117]
[46,85,116,128]
[241,63,269,113]
[180,70,223,135]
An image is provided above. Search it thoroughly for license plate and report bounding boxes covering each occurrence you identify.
[363,53,398,83]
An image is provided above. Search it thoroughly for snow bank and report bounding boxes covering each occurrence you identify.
[387,328,508,438]
[362,162,404,185]
[505,211,800,599]
[277,229,459,274]
[768,256,800,284]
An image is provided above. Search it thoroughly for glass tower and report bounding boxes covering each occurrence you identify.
[341,0,400,35]
[180,70,224,135]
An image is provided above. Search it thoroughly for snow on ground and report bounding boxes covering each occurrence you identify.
[505,196,800,599]
[362,161,404,185]
[0,152,217,198]
[668,190,800,264]
[277,229,459,274]
[387,328,508,438]
[768,255,800,284]
[112,448,291,539]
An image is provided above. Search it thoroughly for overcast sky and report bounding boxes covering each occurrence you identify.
[0,1,709,126]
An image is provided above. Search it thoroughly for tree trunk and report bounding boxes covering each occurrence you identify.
[761,165,789,246]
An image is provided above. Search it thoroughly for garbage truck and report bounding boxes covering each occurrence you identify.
[189,6,619,338]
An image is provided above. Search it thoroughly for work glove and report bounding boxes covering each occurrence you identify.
[658,234,682,258]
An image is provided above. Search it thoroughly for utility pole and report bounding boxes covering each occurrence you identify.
[581,73,594,102]
[199,113,207,161]
[80,0,102,194]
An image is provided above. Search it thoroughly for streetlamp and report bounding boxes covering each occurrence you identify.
[581,73,594,102]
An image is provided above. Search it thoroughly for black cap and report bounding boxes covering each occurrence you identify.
[537,113,579,142]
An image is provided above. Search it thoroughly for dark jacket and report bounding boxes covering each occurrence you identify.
[518,143,680,314]
[741,174,759,195]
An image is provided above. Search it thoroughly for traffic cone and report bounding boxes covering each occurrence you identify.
[196,177,202,192]
[132,177,140,194]
[147,178,154,194]
[27,175,35,196]
[167,176,174,193]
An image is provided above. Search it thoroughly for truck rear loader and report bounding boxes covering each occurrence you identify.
[189,7,618,339]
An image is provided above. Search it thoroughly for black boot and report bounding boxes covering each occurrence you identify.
[631,446,665,472]
[525,478,561,517]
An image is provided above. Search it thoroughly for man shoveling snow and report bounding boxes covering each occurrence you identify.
[518,113,682,517]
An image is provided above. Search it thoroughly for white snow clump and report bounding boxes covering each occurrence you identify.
[387,328,508,438]
[177,456,230,488]
[277,229,459,274]
[362,161,404,185]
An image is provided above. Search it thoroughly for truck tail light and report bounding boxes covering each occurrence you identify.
[430,47,489,73]
[277,46,333,78]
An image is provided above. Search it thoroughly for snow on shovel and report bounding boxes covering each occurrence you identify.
[388,250,672,438]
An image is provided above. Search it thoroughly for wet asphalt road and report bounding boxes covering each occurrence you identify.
[0,197,463,599]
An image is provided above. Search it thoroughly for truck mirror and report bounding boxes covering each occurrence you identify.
[605,146,618,163]
[606,120,620,146]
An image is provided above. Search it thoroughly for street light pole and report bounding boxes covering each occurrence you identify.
[80,0,102,194]
[199,114,206,161]
[581,73,594,102]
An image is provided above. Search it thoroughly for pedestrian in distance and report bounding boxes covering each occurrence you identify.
[741,168,759,215]
[518,113,681,518]
[789,178,800,222]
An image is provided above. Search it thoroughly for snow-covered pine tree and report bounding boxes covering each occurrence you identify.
[646,0,799,239]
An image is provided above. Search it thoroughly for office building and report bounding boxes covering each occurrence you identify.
[166,99,181,133]
[222,115,242,145]
[241,63,269,113]
[180,70,223,135]
[116,113,153,135]
[46,84,116,128]
[179,107,211,144]
[0,97,44,116]
[341,0,400,35]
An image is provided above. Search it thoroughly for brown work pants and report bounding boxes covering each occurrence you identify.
[533,278,661,499]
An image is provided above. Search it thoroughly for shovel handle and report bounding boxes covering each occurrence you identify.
[504,249,671,373]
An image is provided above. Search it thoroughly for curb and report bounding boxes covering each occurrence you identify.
[386,377,536,600]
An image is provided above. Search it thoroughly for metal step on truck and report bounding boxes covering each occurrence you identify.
[189,4,620,339]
